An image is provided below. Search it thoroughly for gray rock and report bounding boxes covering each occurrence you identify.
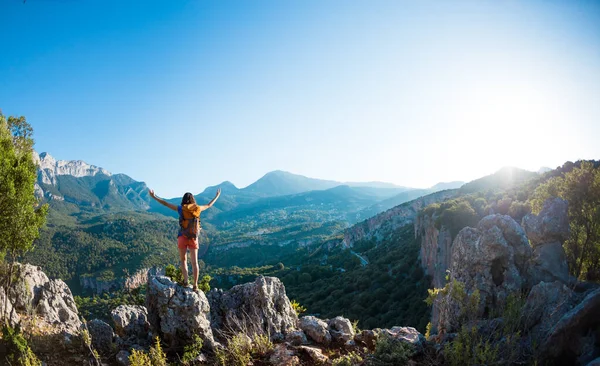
[146,275,214,349]
[0,287,20,327]
[269,344,300,366]
[539,288,600,363]
[522,281,575,338]
[354,329,378,348]
[522,198,569,246]
[5,264,80,333]
[115,350,130,366]
[442,215,531,332]
[299,316,331,345]
[328,316,355,343]
[207,276,297,341]
[35,278,81,333]
[86,319,114,355]
[382,326,425,352]
[285,330,308,346]
[528,242,571,285]
[298,345,328,364]
[111,305,150,339]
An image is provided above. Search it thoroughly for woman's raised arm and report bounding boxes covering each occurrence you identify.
[199,188,221,211]
[149,189,178,211]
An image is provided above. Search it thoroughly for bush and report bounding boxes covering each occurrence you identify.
[291,299,307,316]
[128,337,166,366]
[165,264,184,284]
[333,351,363,366]
[215,333,253,366]
[1,325,41,366]
[445,326,499,366]
[199,274,211,292]
[251,333,274,357]
[367,335,415,365]
[182,334,204,365]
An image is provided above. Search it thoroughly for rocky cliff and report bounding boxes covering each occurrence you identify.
[342,189,458,248]
[80,267,164,295]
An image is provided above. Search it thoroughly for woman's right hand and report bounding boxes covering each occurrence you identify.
[149,189,156,198]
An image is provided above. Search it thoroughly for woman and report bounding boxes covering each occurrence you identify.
[149,188,221,291]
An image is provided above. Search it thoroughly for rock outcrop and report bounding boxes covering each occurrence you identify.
[522,198,572,286]
[344,190,458,248]
[299,316,331,345]
[9,264,81,334]
[146,276,215,349]
[81,267,164,295]
[328,316,355,343]
[539,288,600,364]
[111,305,151,341]
[86,319,114,355]
[440,214,531,331]
[207,276,297,341]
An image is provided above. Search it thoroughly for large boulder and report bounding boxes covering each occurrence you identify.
[0,287,20,327]
[299,316,331,345]
[522,198,569,246]
[381,326,426,352]
[539,288,600,364]
[111,305,150,339]
[146,276,214,349]
[528,242,571,285]
[522,281,576,338]
[442,215,531,331]
[207,276,297,341]
[328,316,355,343]
[86,319,114,355]
[7,264,81,333]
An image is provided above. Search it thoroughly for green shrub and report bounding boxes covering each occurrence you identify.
[251,333,273,357]
[291,299,307,316]
[367,335,415,365]
[182,334,204,365]
[445,326,499,366]
[333,351,363,366]
[199,274,211,292]
[215,333,253,366]
[129,349,152,366]
[165,264,184,284]
[128,337,166,366]
[1,325,42,366]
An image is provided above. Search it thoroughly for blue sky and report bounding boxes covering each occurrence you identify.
[2,0,599,197]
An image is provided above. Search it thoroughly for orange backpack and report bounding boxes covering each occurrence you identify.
[178,205,200,239]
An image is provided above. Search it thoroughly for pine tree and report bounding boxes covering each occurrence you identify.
[0,112,48,324]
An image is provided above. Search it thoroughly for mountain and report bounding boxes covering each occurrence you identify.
[429,181,464,191]
[459,166,538,194]
[241,170,342,197]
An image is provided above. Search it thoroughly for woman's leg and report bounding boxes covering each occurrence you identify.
[189,247,199,289]
[178,245,189,285]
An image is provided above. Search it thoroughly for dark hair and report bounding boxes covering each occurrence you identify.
[181,192,196,205]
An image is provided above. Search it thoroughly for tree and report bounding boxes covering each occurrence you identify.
[531,161,600,280]
[0,113,48,323]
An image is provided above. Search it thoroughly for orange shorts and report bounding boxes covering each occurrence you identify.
[178,236,198,250]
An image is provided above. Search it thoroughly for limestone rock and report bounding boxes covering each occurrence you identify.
[539,288,600,363]
[146,275,214,349]
[528,242,571,285]
[270,344,300,366]
[298,345,329,364]
[299,316,331,345]
[354,329,378,348]
[0,287,20,327]
[35,278,81,333]
[443,215,531,331]
[328,316,355,343]
[522,281,575,338]
[522,198,569,246]
[7,264,81,333]
[207,276,297,341]
[285,330,308,346]
[111,305,150,339]
[381,326,425,352]
[86,319,114,355]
